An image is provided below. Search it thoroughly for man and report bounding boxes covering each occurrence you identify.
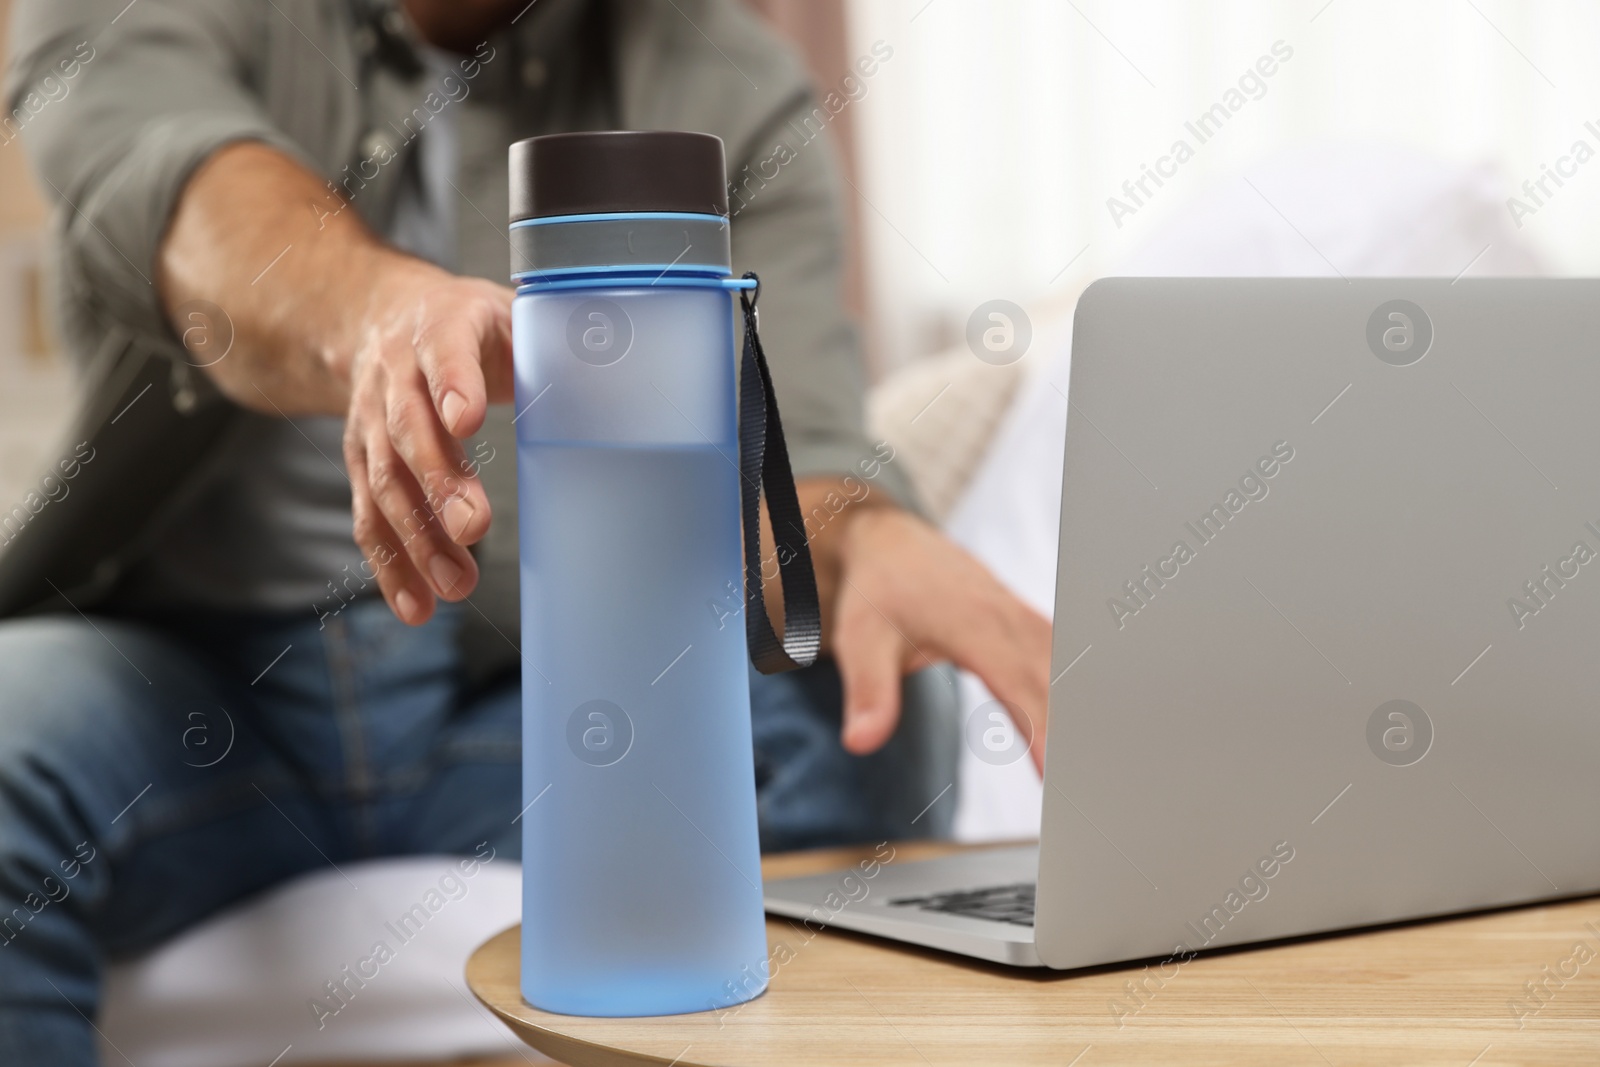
[0,0,1049,1060]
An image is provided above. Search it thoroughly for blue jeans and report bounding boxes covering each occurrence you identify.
[0,598,954,1064]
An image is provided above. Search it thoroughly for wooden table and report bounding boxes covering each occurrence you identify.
[467,841,1600,1066]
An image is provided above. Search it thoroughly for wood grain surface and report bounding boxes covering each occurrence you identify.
[467,841,1600,1066]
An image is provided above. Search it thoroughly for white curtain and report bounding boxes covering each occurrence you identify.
[845,0,1600,370]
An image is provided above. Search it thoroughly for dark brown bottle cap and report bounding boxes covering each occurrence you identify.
[509,131,728,222]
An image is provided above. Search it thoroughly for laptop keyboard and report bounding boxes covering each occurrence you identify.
[889,882,1037,927]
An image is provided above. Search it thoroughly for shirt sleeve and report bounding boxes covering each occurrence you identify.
[3,0,314,354]
[726,86,921,513]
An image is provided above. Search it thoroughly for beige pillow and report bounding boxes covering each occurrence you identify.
[867,350,1025,522]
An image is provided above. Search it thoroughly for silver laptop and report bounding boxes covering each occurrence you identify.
[765,278,1600,968]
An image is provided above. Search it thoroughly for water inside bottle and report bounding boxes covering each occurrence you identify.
[517,438,769,1016]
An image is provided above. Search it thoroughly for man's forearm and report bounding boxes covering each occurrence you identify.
[157,141,426,414]
[158,138,515,624]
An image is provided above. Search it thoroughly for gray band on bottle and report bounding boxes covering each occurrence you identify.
[511,216,732,279]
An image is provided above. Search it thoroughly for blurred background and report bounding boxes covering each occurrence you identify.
[847,0,1599,369]
[0,0,65,513]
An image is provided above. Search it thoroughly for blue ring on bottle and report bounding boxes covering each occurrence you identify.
[510,211,730,228]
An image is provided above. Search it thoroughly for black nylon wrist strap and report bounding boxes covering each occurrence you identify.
[738,272,822,674]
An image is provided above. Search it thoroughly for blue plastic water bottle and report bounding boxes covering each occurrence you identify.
[509,131,820,1017]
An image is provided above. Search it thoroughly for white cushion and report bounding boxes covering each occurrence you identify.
[99,857,541,1067]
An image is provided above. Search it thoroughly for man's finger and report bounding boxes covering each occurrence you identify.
[953,604,1052,774]
[834,593,909,756]
[383,359,492,546]
[362,431,480,602]
[413,288,511,438]
[345,434,435,626]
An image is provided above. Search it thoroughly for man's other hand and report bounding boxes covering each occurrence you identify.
[789,483,1052,775]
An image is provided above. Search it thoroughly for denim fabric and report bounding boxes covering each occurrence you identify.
[0,597,952,1064]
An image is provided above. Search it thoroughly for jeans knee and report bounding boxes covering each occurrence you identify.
[0,617,170,873]
[0,617,148,752]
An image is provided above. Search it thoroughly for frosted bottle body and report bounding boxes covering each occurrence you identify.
[514,281,769,1017]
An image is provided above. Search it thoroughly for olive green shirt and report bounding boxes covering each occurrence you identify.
[5,0,910,673]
